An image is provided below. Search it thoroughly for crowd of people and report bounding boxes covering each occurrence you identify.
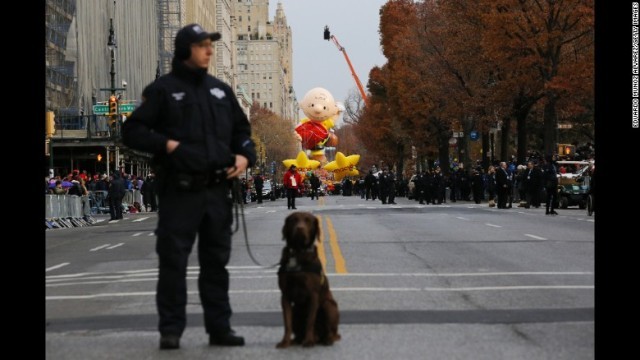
[250,154,592,216]
[46,169,158,219]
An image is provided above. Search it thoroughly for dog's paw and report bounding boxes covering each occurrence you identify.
[276,340,291,349]
[301,339,316,347]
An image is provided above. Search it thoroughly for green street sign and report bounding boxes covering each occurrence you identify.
[93,104,109,114]
[119,104,136,113]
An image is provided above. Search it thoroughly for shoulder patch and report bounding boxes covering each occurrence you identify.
[171,92,186,101]
[211,88,226,99]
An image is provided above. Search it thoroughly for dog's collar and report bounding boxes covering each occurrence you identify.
[287,246,315,254]
[278,246,323,275]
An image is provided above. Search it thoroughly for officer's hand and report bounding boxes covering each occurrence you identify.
[227,154,248,179]
[166,139,180,154]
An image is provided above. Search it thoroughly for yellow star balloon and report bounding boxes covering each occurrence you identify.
[323,152,360,181]
[282,151,321,179]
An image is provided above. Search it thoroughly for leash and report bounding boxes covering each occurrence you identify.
[231,179,279,269]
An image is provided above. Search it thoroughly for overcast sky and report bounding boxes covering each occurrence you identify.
[269,0,388,113]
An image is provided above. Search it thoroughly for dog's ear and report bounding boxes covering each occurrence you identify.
[313,215,321,243]
[282,214,293,242]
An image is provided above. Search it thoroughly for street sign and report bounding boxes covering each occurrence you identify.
[119,104,136,113]
[93,104,109,114]
[557,124,573,129]
[469,130,479,141]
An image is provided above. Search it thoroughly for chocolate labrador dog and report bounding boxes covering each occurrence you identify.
[276,211,341,348]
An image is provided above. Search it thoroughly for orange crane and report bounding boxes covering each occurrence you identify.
[324,26,368,103]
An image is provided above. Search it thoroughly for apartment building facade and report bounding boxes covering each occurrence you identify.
[45,0,294,177]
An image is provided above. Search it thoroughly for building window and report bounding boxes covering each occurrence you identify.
[270,102,273,108]
[264,102,267,108]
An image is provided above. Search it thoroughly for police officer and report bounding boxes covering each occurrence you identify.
[253,173,264,204]
[122,24,256,350]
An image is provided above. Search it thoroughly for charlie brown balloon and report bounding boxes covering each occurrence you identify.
[294,87,340,163]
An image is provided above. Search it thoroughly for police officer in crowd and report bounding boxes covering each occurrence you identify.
[495,162,511,209]
[431,166,445,204]
[122,24,256,350]
[253,173,264,204]
[471,167,484,204]
[542,155,559,215]
[378,168,390,204]
[309,172,321,200]
[523,160,542,208]
[364,169,377,200]
[107,171,126,220]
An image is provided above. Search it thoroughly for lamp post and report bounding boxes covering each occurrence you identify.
[100,15,125,177]
[108,18,116,97]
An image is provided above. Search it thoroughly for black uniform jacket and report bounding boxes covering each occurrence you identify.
[122,58,256,174]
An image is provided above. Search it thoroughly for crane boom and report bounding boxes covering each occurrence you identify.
[329,34,368,103]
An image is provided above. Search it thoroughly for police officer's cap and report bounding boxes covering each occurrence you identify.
[175,24,221,60]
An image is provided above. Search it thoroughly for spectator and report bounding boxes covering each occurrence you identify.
[283,165,302,209]
[51,180,67,195]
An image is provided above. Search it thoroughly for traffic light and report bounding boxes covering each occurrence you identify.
[558,144,576,157]
[564,145,575,156]
[109,114,118,128]
[45,111,55,138]
[97,154,103,162]
[108,95,118,115]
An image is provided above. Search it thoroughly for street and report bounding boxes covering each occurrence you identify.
[46,194,594,359]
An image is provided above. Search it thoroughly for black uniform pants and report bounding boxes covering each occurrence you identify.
[256,187,263,203]
[109,196,123,219]
[545,186,557,213]
[286,188,297,209]
[497,185,509,208]
[155,184,233,337]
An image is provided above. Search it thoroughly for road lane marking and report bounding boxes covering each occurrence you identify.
[90,244,111,251]
[45,271,593,286]
[325,217,347,274]
[524,234,547,240]
[132,232,143,237]
[47,270,592,281]
[485,223,502,228]
[456,217,469,221]
[107,243,125,250]
[132,217,149,222]
[148,232,155,236]
[46,285,594,300]
[330,271,593,277]
[46,263,69,272]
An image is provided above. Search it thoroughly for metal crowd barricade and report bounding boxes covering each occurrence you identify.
[122,189,145,212]
[90,191,110,214]
[45,194,96,229]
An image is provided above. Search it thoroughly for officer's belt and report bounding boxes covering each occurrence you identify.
[172,169,228,192]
